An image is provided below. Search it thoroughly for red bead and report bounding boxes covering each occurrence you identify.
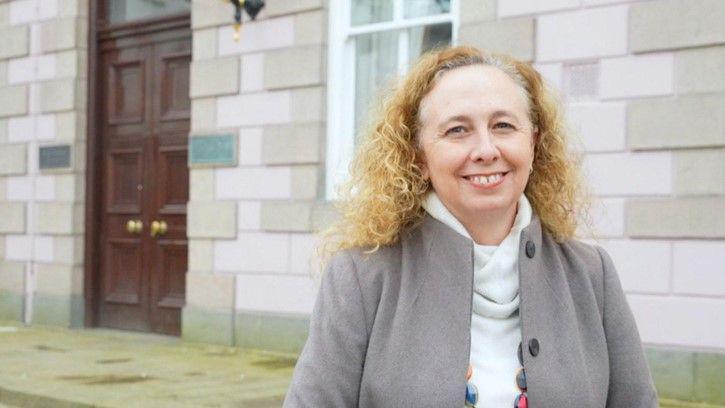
[514,393,528,408]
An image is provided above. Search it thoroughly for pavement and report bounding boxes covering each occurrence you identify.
[0,321,295,407]
[0,321,722,408]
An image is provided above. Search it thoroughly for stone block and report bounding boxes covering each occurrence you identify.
[533,62,563,91]
[52,235,83,266]
[0,290,23,322]
[238,127,263,165]
[260,201,312,232]
[459,18,534,62]
[628,93,725,150]
[192,28,217,61]
[585,198,624,238]
[289,232,318,276]
[191,0,230,29]
[262,122,322,164]
[264,45,324,89]
[0,260,25,291]
[190,57,239,97]
[237,201,261,230]
[311,201,339,232]
[240,53,264,93]
[0,85,29,118]
[235,311,309,354]
[0,61,7,87]
[182,306,234,346]
[59,0,89,17]
[215,166,292,199]
[675,45,725,94]
[5,234,31,261]
[264,0,322,17]
[186,272,235,309]
[8,56,35,84]
[630,0,725,53]
[235,273,316,314]
[55,111,83,140]
[459,0,495,25]
[188,239,213,273]
[673,148,725,195]
[290,86,324,122]
[0,143,27,175]
[497,0,578,18]
[0,3,8,26]
[627,294,725,349]
[626,197,725,238]
[36,202,75,234]
[190,168,214,200]
[291,164,319,199]
[191,97,216,132]
[645,347,695,401]
[187,200,236,238]
[672,241,725,297]
[39,17,87,52]
[294,10,326,45]
[218,16,294,56]
[33,293,84,327]
[536,6,627,62]
[214,232,289,273]
[56,50,86,78]
[0,202,25,233]
[583,152,671,196]
[39,79,79,113]
[567,102,626,153]
[694,351,725,404]
[217,91,291,127]
[599,53,674,100]
[54,173,84,202]
[35,263,82,295]
[598,239,670,294]
[0,26,29,59]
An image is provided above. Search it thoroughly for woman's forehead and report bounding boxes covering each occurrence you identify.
[420,65,529,123]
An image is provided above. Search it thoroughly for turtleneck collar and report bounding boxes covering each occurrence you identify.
[421,190,533,318]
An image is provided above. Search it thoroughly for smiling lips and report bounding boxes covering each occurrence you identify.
[463,172,508,187]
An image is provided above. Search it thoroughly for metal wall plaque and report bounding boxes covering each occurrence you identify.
[39,145,71,170]
[189,134,237,166]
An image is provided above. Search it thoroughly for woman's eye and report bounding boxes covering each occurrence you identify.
[446,126,465,135]
[494,122,514,129]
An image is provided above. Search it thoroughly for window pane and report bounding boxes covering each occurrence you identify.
[354,31,398,144]
[408,23,452,63]
[107,0,191,25]
[404,0,451,19]
[351,0,394,26]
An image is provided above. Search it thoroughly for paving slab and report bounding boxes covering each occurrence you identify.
[0,321,295,407]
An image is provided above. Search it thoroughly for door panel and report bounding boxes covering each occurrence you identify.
[98,18,190,336]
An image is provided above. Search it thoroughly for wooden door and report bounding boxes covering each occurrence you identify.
[97,18,190,336]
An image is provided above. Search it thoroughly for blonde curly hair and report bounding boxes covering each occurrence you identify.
[315,45,593,273]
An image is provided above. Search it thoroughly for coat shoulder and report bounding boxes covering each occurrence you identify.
[544,233,608,307]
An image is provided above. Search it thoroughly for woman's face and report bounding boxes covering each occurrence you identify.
[417,64,537,224]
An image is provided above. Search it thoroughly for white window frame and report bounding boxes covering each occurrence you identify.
[325,0,460,200]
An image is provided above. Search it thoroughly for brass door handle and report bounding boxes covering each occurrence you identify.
[126,219,143,234]
[150,220,168,237]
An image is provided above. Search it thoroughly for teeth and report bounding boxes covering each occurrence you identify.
[467,173,503,185]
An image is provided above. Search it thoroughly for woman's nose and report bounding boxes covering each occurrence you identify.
[469,131,500,162]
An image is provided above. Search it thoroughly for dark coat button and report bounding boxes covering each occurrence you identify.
[529,338,540,356]
[525,240,536,258]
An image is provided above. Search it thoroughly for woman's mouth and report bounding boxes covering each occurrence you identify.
[463,172,508,188]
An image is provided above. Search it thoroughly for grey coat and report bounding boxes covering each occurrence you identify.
[283,213,658,407]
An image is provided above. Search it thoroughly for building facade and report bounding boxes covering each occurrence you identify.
[0,0,723,404]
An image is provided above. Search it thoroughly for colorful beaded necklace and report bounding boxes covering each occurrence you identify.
[464,341,527,407]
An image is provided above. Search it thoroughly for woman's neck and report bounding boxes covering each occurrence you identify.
[455,202,519,246]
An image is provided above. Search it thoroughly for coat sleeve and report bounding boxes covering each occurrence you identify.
[596,246,659,408]
[283,250,369,408]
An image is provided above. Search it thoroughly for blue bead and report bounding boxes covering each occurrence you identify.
[465,382,478,407]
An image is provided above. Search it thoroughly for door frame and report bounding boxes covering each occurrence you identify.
[83,1,191,328]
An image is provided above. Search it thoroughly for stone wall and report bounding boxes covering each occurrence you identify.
[185,0,327,351]
[0,0,87,327]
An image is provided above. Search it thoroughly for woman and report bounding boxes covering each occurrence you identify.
[283,46,658,407]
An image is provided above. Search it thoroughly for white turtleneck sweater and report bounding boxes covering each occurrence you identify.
[422,190,533,407]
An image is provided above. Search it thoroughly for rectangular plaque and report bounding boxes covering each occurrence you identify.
[39,145,71,170]
[189,134,237,167]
